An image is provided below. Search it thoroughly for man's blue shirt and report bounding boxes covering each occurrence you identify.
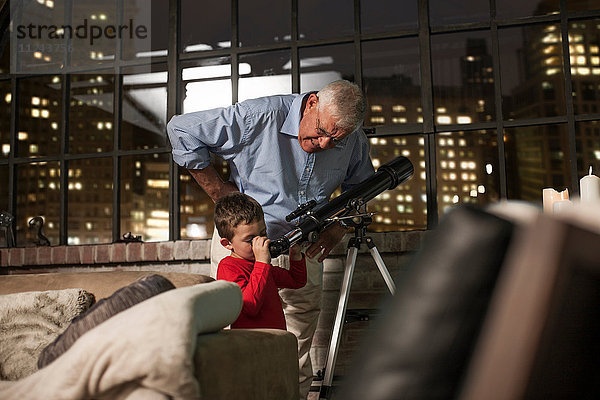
[167,93,374,238]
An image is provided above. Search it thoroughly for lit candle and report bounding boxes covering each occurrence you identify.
[542,188,569,214]
[580,166,600,204]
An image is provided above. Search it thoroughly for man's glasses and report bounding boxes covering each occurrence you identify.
[315,106,341,145]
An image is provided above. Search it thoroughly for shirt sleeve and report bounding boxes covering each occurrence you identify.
[341,129,375,192]
[272,256,307,289]
[166,102,249,170]
[217,260,272,317]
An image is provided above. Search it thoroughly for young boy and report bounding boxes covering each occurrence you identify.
[215,192,306,330]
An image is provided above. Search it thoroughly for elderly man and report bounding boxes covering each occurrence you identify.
[167,79,374,399]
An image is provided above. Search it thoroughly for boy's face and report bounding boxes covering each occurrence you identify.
[220,218,267,261]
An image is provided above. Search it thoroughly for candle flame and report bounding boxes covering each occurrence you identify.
[590,166,593,175]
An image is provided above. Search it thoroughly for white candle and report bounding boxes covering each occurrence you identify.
[542,188,569,214]
[553,199,573,214]
[580,166,600,204]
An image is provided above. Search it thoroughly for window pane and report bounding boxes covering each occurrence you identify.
[499,24,565,120]
[0,80,10,159]
[181,58,232,113]
[569,19,600,116]
[68,157,113,244]
[238,50,291,102]
[180,167,213,239]
[298,0,354,41]
[567,0,600,12]
[429,0,489,26]
[505,124,572,203]
[363,37,422,127]
[10,0,67,74]
[121,153,169,242]
[436,130,500,217]
[576,121,600,180]
[180,156,229,239]
[69,73,114,154]
[300,44,355,93]
[0,165,7,212]
[368,134,426,231]
[432,31,495,124]
[121,64,167,150]
[123,0,166,60]
[361,0,418,34]
[496,0,558,21]
[69,0,117,69]
[181,0,230,53]
[239,0,289,47]
[0,22,9,74]
[15,162,60,247]
[17,75,62,158]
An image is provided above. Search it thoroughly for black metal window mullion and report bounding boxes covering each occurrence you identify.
[112,0,124,243]
[291,0,300,93]
[167,0,182,241]
[418,0,438,228]
[559,0,578,196]
[490,0,508,199]
[354,0,362,89]
[59,75,69,245]
[7,77,17,221]
[231,0,239,105]
[112,72,122,242]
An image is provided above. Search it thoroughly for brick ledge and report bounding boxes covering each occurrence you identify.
[1,230,425,268]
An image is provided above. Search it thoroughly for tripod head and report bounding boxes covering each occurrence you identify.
[269,156,414,257]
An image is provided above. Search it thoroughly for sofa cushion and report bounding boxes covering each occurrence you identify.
[0,281,243,400]
[0,288,94,381]
[0,271,214,299]
[38,274,175,368]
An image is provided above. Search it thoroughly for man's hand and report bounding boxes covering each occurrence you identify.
[305,222,348,262]
[289,243,303,261]
[188,166,238,202]
[252,236,272,265]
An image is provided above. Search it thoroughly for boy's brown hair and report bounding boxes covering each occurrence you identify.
[214,192,264,240]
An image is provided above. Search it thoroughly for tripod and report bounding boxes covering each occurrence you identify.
[318,213,396,399]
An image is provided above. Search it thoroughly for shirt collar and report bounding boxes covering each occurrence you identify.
[280,91,349,148]
[281,92,312,138]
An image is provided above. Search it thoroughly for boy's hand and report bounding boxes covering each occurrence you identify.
[289,243,303,261]
[252,236,271,264]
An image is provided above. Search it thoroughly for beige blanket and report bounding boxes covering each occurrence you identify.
[0,280,242,400]
[0,288,94,380]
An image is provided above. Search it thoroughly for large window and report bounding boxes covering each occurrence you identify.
[1,0,599,246]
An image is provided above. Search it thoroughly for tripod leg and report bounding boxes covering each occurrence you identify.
[369,245,396,295]
[319,246,359,399]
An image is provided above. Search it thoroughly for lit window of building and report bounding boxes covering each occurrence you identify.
[392,105,406,112]
[437,115,451,124]
[370,105,383,112]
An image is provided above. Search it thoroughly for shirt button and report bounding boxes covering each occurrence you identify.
[306,167,310,172]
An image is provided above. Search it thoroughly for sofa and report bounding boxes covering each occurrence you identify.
[0,271,300,400]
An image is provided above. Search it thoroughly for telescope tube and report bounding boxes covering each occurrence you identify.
[269,156,414,257]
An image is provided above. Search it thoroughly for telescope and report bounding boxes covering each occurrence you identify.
[269,156,414,257]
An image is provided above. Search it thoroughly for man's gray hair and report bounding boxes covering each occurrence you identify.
[316,80,366,133]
